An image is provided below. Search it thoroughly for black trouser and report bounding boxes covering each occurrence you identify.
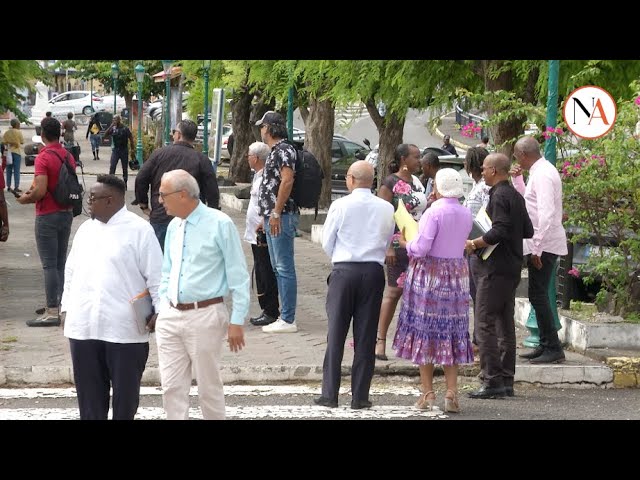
[472,260,521,389]
[35,211,73,308]
[69,339,149,420]
[527,252,562,352]
[322,262,385,404]
[109,147,129,184]
[251,243,280,319]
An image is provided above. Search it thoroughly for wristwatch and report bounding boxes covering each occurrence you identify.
[271,212,280,219]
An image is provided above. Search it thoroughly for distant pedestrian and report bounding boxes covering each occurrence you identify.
[86,113,103,160]
[466,154,533,399]
[315,161,395,409]
[512,136,568,364]
[476,136,490,149]
[62,112,76,145]
[442,134,458,155]
[150,169,249,420]
[3,119,25,194]
[245,141,280,327]
[103,115,135,189]
[61,174,163,420]
[17,117,76,327]
[135,119,219,251]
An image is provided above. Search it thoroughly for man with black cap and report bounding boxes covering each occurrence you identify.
[254,111,299,333]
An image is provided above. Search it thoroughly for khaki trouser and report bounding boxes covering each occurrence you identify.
[156,303,229,420]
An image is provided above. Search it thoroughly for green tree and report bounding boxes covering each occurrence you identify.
[0,61,46,122]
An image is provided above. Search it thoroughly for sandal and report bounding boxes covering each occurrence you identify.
[375,337,388,361]
[415,390,436,410]
[444,389,460,413]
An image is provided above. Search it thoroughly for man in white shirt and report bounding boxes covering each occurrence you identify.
[244,142,280,327]
[512,136,568,364]
[315,161,395,409]
[61,174,163,420]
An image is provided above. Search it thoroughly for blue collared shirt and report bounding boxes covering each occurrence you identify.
[158,202,250,325]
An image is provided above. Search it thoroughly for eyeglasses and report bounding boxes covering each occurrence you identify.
[158,190,182,199]
[88,194,112,204]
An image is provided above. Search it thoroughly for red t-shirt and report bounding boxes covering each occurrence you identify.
[34,143,77,216]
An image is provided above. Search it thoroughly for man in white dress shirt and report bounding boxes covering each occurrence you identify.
[315,161,395,409]
[244,142,280,327]
[61,174,163,420]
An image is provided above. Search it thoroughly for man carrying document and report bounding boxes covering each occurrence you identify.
[465,154,533,399]
[61,174,163,420]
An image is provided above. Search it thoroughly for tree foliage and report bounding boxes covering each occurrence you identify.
[0,60,46,122]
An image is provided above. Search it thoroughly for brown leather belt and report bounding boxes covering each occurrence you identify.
[170,297,223,311]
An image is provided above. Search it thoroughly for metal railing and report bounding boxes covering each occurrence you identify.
[455,103,489,143]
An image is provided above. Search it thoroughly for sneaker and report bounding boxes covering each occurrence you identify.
[250,312,277,327]
[26,308,61,327]
[262,318,298,333]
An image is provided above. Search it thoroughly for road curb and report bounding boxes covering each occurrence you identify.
[434,112,470,152]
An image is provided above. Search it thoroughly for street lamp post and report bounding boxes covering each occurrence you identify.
[111,63,119,116]
[135,64,145,167]
[162,60,173,146]
[202,60,211,156]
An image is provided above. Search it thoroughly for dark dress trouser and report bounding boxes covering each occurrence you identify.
[527,252,562,351]
[472,257,521,389]
[322,262,385,404]
[251,243,280,319]
[69,339,149,420]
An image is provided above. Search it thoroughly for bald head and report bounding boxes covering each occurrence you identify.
[485,153,511,174]
[514,136,542,170]
[347,161,375,190]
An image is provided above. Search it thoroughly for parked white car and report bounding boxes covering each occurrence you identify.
[47,90,104,116]
[101,95,127,114]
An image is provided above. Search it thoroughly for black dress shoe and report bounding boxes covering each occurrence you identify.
[351,400,372,410]
[519,346,544,359]
[468,385,506,399]
[505,386,514,397]
[250,313,277,327]
[530,349,565,364]
[314,396,338,408]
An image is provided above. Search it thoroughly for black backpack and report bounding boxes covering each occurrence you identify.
[291,147,324,215]
[50,150,84,217]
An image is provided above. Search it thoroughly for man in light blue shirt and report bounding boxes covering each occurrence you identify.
[315,161,395,409]
[150,169,250,420]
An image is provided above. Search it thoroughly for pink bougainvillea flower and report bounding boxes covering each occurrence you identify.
[555,127,563,135]
[568,267,580,278]
[543,132,552,140]
[635,96,640,106]
[546,126,555,132]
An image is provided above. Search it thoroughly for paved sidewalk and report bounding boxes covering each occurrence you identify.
[0,133,614,389]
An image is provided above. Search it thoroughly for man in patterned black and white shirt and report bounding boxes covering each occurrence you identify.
[255,111,299,334]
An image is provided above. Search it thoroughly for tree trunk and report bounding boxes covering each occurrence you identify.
[304,98,334,208]
[229,88,254,183]
[364,98,404,190]
[484,60,525,158]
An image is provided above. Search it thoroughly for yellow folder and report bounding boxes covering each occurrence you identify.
[394,201,419,242]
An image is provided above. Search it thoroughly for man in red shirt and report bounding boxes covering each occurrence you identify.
[18,117,76,326]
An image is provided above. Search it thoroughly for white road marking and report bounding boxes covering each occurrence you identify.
[0,405,447,420]
[0,384,422,399]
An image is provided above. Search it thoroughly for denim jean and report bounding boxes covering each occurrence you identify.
[6,153,21,189]
[89,134,102,153]
[35,211,73,307]
[264,212,298,323]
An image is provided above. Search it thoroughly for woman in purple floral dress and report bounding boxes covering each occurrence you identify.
[375,144,427,361]
[394,168,473,413]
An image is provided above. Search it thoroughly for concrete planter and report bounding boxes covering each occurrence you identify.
[515,298,640,351]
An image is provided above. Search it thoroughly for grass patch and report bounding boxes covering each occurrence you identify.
[0,345,11,351]
[1,336,17,343]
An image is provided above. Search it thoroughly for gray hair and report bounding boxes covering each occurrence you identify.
[162,169,200,199]
[248,141,271,162]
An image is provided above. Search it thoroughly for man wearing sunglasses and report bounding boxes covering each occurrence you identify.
[61,174,163,419]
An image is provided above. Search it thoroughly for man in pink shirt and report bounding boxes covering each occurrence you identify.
[512,136,568,364]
